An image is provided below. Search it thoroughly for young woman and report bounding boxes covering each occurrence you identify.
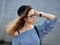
[6,5,57,45]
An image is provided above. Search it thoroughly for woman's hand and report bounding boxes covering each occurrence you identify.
[34,10,40,16]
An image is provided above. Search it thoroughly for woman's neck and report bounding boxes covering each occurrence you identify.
[24,22,33,28]
[19,22,34,33]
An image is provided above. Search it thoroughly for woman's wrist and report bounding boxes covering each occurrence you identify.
[34,10,43,17]
[39,12,56,20]
[39,12,43,17]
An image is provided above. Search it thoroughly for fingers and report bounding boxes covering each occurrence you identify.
[34,10,40,16]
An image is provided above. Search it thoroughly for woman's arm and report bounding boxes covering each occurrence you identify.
[35,10,55,20]
[35,10,57,35]
[12,36,20,45]
[40,12,55,20]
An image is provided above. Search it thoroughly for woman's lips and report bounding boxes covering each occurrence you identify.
[33,20,35,21]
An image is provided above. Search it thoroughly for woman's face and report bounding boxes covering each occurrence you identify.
[24,9,37,24]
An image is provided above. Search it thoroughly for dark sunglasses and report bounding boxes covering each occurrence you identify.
[27,14,37,18]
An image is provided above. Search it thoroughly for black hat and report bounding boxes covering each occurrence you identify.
[17,5,32,16]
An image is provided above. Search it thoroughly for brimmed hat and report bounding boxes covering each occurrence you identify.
[17,5,32,16]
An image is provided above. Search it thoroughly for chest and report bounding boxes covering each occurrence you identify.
[18,29,40,45]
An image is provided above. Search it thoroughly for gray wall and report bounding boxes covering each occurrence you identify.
[0,0,60,45]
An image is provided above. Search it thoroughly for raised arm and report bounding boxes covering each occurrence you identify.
[35,10,55,20]
[35,10,57,35]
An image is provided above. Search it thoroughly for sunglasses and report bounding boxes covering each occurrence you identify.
[27,14,37,18]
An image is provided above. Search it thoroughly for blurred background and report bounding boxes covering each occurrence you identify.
[0,0,60,45]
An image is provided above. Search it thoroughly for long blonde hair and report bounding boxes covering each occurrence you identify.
[6,5,32,35]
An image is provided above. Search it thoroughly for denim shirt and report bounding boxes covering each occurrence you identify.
[12,17,57,45]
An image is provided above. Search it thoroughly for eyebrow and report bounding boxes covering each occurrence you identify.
[28,14,34,16]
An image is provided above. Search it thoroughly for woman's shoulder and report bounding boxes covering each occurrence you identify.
[13,31,19,36]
